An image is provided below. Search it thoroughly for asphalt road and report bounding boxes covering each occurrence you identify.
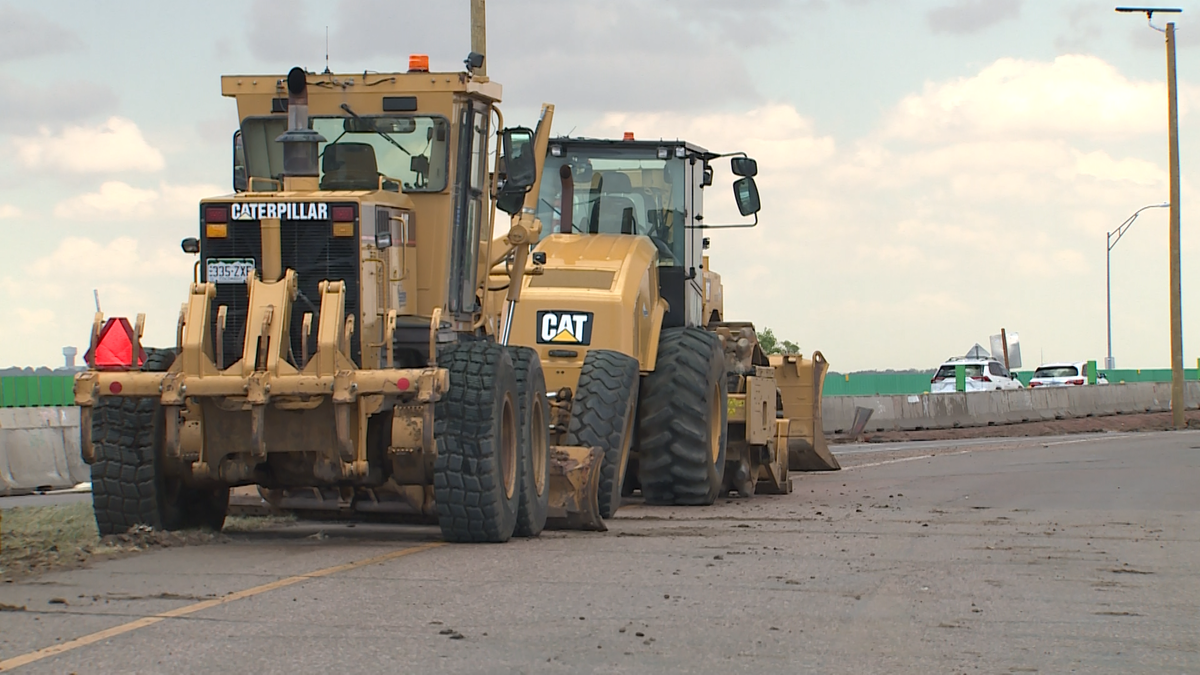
[1,431,1197,673]
[0,493,90,510]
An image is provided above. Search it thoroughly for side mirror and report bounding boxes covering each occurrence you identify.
[496,126,537,215]
[501,127,537,189]
[233,130,247,192]
[702,165,714,187]
[181,237,200,254]
[733,177,760,216]
[731,157,757,177]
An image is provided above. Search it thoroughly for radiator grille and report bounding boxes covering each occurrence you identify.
[201,205,360,369]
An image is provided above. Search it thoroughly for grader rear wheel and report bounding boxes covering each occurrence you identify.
[565,349,640,519]
[636,327,728,506]
[433,342,521,543]
[91,349,229,535]
[508,346,550,537]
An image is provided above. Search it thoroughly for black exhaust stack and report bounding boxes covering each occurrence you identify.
[275,67,325,178]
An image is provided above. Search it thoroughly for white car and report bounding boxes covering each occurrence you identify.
[930,357,1023,393]
[1028,362,1108,388]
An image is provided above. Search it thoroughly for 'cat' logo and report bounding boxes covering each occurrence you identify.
[536,311,593,345]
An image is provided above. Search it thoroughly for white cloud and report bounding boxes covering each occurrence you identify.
[883,55,1174,142]
[14,117,165,173]
[0,204,20,218]
[570,55,1183,371]
[0,236,193,367]
[590,104,837,173]
[53,181,225,220]
[1071,150,1166,186]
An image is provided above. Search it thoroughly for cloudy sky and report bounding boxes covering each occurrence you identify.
[1,0,1198,372]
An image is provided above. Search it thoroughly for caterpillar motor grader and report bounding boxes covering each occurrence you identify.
[491,136,839,519]
[72,54,607,543]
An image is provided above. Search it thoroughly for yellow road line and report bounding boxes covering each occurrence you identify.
[0,541,444,672]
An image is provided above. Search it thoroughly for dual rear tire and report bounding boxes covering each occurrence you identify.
[433,342,550,543]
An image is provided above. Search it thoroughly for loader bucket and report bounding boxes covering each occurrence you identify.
[545,445,606,531]
[770,351,841,471]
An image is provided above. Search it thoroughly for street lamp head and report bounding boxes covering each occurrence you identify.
[1115,7,1182,16]
[1116,7,1182,29]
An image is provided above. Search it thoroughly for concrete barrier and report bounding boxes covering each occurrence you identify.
[0,407,87,497]
[2,388,1196,494]
[823,382,1200,434]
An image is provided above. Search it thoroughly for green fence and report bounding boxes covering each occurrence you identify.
[0,375,76,408]
[2,368,1199,407]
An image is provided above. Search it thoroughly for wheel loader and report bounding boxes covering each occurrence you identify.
[490,136,839,518]
[72,55,606,543]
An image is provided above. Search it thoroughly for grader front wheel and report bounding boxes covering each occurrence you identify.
[90,349,229,535]
[433,343,522,543]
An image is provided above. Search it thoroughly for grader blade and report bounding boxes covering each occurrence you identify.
[770,351,841,472]
[227,486,276,516]
[545,445,606,531]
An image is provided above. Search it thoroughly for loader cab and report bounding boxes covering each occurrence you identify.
[534,138,760,330]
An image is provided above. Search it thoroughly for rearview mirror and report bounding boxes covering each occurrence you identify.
[496,127,537,216]
[733,177,760,216]
[233,130,247,192]
[731,157,757,177]
[501,127,537,189]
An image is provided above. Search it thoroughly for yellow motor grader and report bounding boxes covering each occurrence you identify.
[73,56,605,543]
[490,136,839,518]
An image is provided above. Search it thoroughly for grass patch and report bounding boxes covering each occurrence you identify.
[1,502,99,579]
[1,503,296,581]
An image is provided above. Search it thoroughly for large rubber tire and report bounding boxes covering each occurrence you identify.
[636,327,728,506]
[433,342,521,543]
[91,349,229,535]
[565,349,640,519]
[508,346,550,538]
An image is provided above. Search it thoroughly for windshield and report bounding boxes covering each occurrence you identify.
[1034,366,1079,378]
[240,115,450,192]
[535,147,687,266]
[936,364,983,378]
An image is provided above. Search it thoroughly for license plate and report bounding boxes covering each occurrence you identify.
[206,259,256,284]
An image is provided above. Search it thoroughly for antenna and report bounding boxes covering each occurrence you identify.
[93,289,101,312]
[323,26,331,74]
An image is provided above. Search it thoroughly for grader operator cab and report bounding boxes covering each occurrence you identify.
[74,58,608,543]
[496,136,838,518]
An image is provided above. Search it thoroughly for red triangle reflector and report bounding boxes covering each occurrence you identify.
[85,317,146,370]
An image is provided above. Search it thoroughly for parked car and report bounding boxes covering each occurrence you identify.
[1028,362,1108,388]
[930,356,1023,393]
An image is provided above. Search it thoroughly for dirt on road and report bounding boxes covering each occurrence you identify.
[0,504,293,582]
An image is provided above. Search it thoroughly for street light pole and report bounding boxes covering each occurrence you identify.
[1107,203,1170,370]
[1166,20,1184,429]
[1116,6,1185,428]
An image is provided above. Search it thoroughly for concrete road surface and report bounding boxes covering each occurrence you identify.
[1,431,1197,673]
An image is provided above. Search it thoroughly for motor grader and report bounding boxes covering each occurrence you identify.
[73,56,607,543]
[490,136,839,518]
